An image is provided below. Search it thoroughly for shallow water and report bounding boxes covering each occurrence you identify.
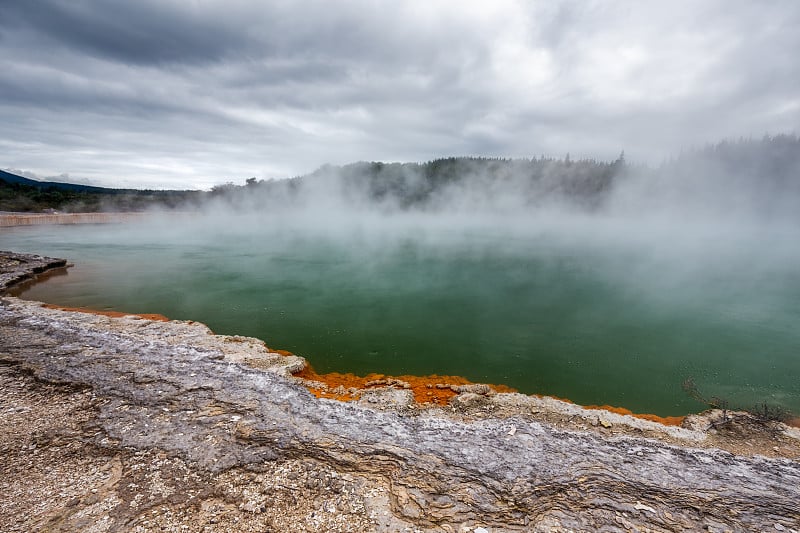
[3,212,799,416]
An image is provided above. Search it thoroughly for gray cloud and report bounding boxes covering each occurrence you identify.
[1,0,798,188]
[0,1,256,65]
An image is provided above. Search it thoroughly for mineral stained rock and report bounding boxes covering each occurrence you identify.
[0,250,67,291]
[1,251,799,532]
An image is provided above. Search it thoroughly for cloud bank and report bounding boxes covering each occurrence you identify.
[1,1,798,188]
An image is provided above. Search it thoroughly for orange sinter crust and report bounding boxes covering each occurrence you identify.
[42,303,170,322]
[292,362,516,405]
[294,360,685,425]
[288,353,517,405]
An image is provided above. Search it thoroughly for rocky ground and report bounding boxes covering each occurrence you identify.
[1,250,799,532]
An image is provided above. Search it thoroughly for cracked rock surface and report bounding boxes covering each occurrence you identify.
[1,251,799,532]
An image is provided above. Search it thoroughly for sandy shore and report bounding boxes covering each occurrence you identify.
[1,251,799,531]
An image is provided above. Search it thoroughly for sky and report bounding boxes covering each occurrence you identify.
[1,1,798,190]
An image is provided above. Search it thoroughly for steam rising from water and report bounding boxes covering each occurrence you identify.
[6,137,800,415]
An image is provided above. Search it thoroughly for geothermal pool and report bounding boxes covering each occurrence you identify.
[3,213,799,416]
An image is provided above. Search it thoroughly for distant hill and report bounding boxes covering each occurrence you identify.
[0,169,202,212]
[0,169,133,195]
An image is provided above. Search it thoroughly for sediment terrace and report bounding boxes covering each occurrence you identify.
[0,212,148,227]
[1,251,799,532]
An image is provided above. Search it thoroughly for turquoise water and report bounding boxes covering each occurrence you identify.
[3,213,799,416]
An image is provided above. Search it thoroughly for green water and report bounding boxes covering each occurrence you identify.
[3,213,799,416]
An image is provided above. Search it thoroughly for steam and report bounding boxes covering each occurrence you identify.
[145,134,800,319]
[7,135,800,414]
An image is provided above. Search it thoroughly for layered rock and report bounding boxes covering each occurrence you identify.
[0,250,67,292]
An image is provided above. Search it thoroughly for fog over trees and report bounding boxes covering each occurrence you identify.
[3,134,799,220]
[208,134,800,223]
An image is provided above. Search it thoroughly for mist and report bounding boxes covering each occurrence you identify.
[141,133,800,349]
[180,134,800,288]
[6,135,800,415]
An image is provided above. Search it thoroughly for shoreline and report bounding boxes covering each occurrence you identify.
[2,250,799,531]
[34,297,690,426]
[0,211,150,227]
[5,249,688,425]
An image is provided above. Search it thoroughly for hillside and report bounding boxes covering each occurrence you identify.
[0,170,201,212]
[0,169,132,194]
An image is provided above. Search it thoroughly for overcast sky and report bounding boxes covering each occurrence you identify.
[1,1,798,189]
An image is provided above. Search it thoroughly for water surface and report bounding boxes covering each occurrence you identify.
[3,212,799,416]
